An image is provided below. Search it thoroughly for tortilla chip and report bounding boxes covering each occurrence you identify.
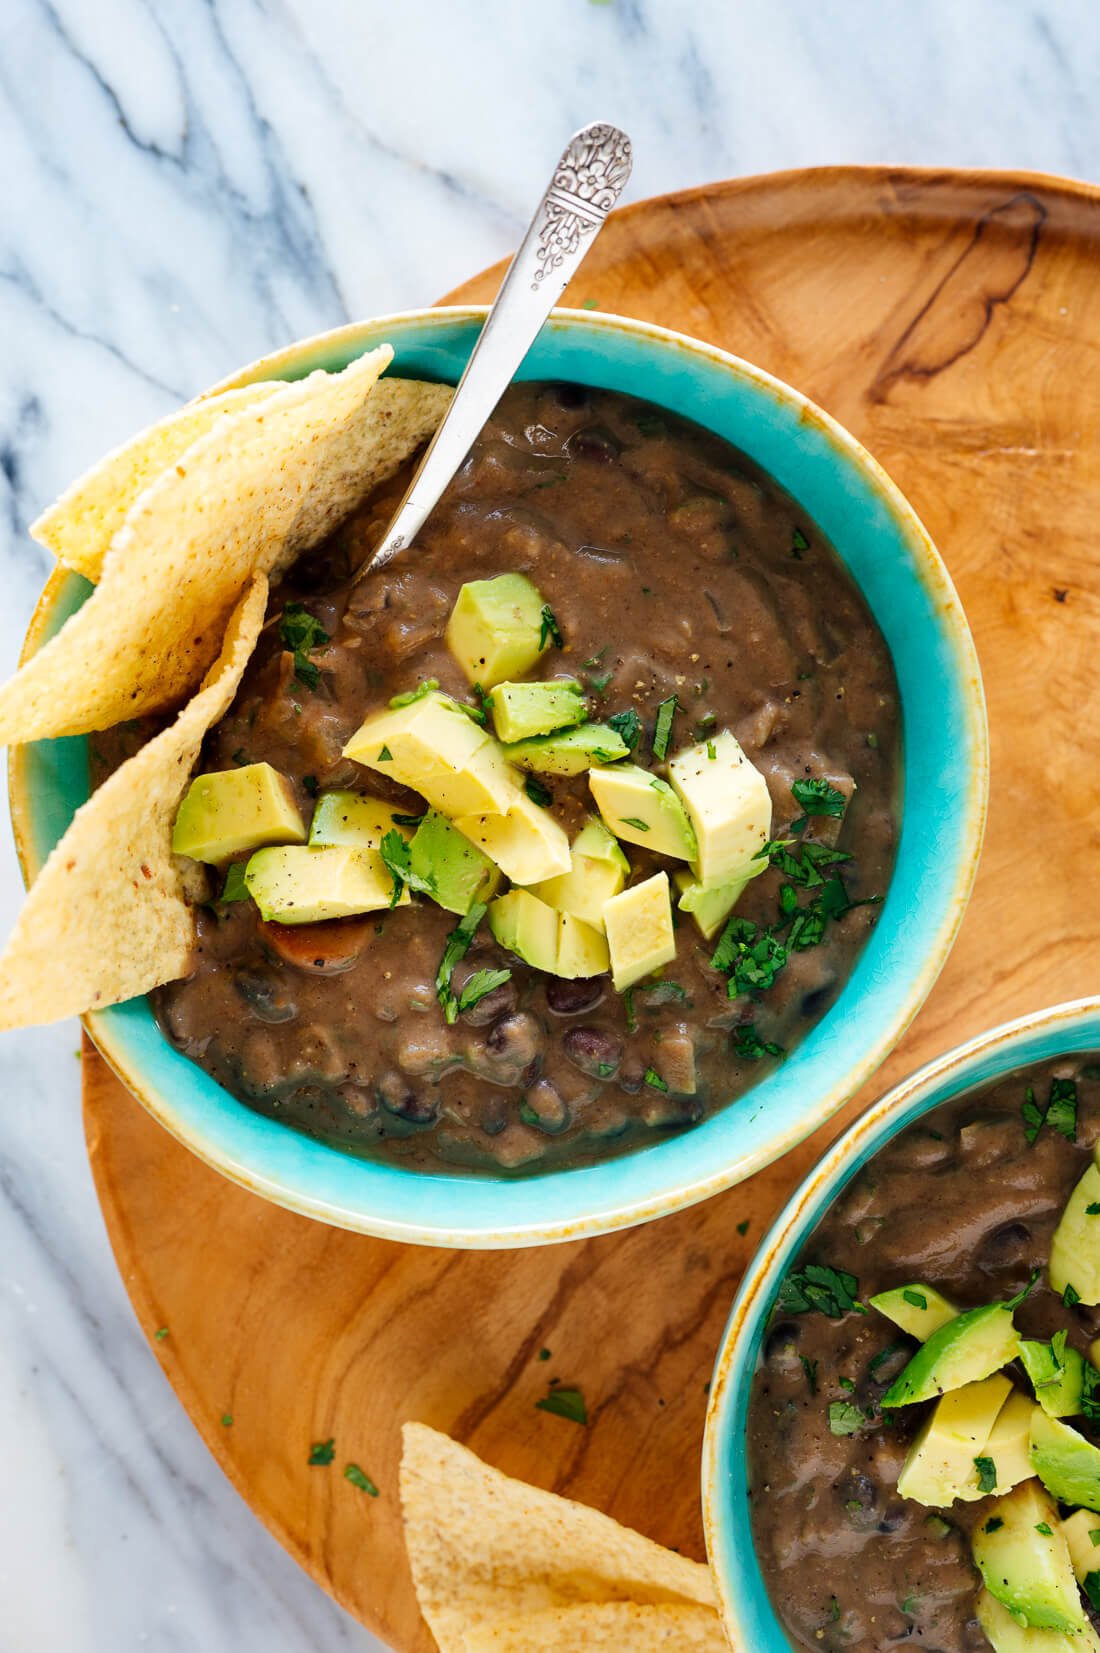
[31,381,284,583]
[0,354,451,743]
[461,1603,728,1651]
[0,575,267,1030]
[400,1424,713,1653]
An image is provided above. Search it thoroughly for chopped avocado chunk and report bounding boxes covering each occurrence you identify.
[244,845,400,923]
[1020,1336,1087,1418]
[896,1373,1012,1506]
[527,832,627,933]
[572,815,630,874]
[977,1587,1100,1652]
[343,691,516,817]
[455,791,571,886]
[488,889,608,979]
[588,764,697,860]
[173,762,305,862]
[446,573,547,687]
[1061,1508,1100,1585]
[971,1480,1088,1634]
[1051,1163,1100,1305]
[668,730,772,885]
[881,1297,1021,1408]
[603,872,676,992]
[870,1284,959,1340]
[674,866,756,941]
[309,790,414,850]
[1030,1411,1100,1511]
[976,1391,1044,1497]
[408,811,500,915]
[490,680,587,743]
[506,722,630,776]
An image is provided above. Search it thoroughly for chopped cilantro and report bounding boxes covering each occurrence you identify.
[1035,1521,1053,1535]
[712,915,788,996]
[644,1066,668,1092]
[776,1263,861,1319]
[799,1355,818,1395]
[377,744,393,762]
[925,1514,952,1539]
[588,670,613,695]
[734,1024,784,1060]
[525,775,553,808]
[607,707,643,750]
[791,527,810,557]
[1085,1364,1100,1425]
[539,605,563,650]
[706,740,717,760]
[153,1326,169,1341]
[828,1400,865,1436]
[538,1348,551,1361]
[470,683,494,723]
[828,1596,840,1622]
[1047,1077,1078,1141]
[974,1455,997,1493]
[869,1341,906,1377]
[902,1288,927,1310]
[1064,1282,1081,1308]
[380,830,433,908]
[391,812,425,828]
[1090,1529,1100,1546]
[309,1439,335,1466]
[635,980,688,1006]
[220,862,250,903]
[344,1463,379,1496]
[623,987,637,1032]
[983,1516,1004,1534]
[621,816,650,832]
[302,773,319,797]
[737,1219,750,1236]
[221,1413,234,1427]
[838,1376,855,1392]
[1088,1203,1100,1216]
[1022,1084,1045,1144]
[900,1596,918,1616]
[791,777,846,819]
[652,695,679,761]
[388,678,440,709]
[436,903,487,1024]
[279,602,329,689]
[457,968,512,1013]
[1085,1572,1100,1612]
[535,1386,587,1425]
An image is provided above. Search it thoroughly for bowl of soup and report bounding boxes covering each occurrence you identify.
[704,997,1100,1650]
[12,308,987,1244]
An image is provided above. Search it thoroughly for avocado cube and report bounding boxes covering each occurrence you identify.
[603,872,676,992]
[408,810,500,915]
[446,573,547,687]
[588,764,697,860]
[573,815,630,874]
[1020,1338,1087,1418]
[489,679,587,744]
[343,691,517,817]
[1061,1508,1100,1586]
[881,1299,1021,1408]
[172,762,306,863]
[870,1283,960,1340]
[674,866,757,941]
[668,730,772,886]
[554,911,610,978]
[528,835,628,933]
[244,844,401,923]
[1030,1411,1100,1512]
[488,889,608,979]
[309,790,416,850]
[977,1587,1100,1652]
[972,1479,1088,1634]
[896,1373,1012,1506]
[505,722,629,776]
[972,1390,1041,1497]
[455,791,570,885]
[1050,1163,1100,1305]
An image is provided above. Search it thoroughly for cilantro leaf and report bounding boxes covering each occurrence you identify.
[1086,1573,1100,1614]
[389,678,440,709]
[791,526,810,557]
[344,1463,379,1496]
[902,1288,927,1310]
[634,980,688,1007]
[1022,1084,1045,1145]
[379,830,433,908]
[535,1386,587,1425]
[539,605,563,650]
[777,1263,861,1319]
[644,1066,668,1092]
[828,1400,865,1436]
[974,1455,997,1493]
[1047,1078,1078,1141]
[734,1024,784,1060]
[791,777,847,819]
[436,903,487,1024]
[620,816,650,832]
[220,862,251,903]
[652,695,679,761]
[983,1516,1004,1534]
[457,968,512,1014]
[525,775,553,807]
[799,1355,818,1395]
[712,915,788,996]
[279,603,329,690]
[608,708,643,750]
[309,1439,335,1466]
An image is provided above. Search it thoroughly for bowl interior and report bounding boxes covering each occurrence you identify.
[702,995,1100,1647]
[13,308,987,1246]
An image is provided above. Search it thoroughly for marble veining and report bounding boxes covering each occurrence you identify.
[1,0,1099,1647]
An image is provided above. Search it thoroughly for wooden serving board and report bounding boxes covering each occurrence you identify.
[83,168,1100,1650]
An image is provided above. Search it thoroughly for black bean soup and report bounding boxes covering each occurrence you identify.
[127,382,899,1173]
[748,1054,1100,1651]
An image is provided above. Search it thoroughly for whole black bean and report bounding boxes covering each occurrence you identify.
[837,1469,878,1529]
[459,975,517,1026]
[563,1026,623,1078]
[877,1503,907,1535]
[566,424,621,463]
[977,1221,1032,1273]
[521,1080,571,1135]
[377,1070,439,1124]
[544,977,605,1016]
[763,1322,800,1363]
[485,1013,541,1067]
[234,969,297,1025]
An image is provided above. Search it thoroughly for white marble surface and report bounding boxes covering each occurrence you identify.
[2,1,1099,1647]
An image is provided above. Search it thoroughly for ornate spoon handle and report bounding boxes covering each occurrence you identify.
[364,122,633,575]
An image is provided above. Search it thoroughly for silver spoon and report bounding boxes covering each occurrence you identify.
[362,121,633,577]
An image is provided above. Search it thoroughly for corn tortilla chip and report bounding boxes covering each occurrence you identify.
[400,1423,713,1653]
[461,1602,728,1651]
[0,575,267,1029]
[0,353,451,743]
[31,381,284,583]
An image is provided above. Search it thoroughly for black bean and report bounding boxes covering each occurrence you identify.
[521,1080,571,1135]
[552,382,589,409]
[617,1059,645,1095]
[377,1070,439,1124]
[485,1012,541,1067]
[234,969,297,1024]
[764,1322,800,1363]
[837,1469,878,1523]
[977,1221,1032,1273]
[459,976,517,1026]
[566,424,621,463]
[545,977,605,1016]
[563,1026,623,1079]
[877,1503,907,1534]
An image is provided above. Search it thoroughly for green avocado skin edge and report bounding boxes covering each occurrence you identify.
[880,1302,1020,1409]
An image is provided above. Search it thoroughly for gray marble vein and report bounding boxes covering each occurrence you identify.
[1,0,1099,1646]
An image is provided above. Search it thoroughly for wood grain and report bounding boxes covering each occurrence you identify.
[84,168,1100,1650]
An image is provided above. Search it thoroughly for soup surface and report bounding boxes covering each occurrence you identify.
[748,1054,1100,1651]
[145,381,899,1172]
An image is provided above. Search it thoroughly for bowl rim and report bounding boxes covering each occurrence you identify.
[701,993,1100,1647]
[10,304,988,1247]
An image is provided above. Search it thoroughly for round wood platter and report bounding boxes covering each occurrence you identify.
[83,167,1100,1650]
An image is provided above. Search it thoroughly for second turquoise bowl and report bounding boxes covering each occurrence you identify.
[702,996,1100,1648]
[11,308,987,1246]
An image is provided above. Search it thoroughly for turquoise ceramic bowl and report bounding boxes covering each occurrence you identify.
[11,308,987,1247]
[702,996,1100,1647]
